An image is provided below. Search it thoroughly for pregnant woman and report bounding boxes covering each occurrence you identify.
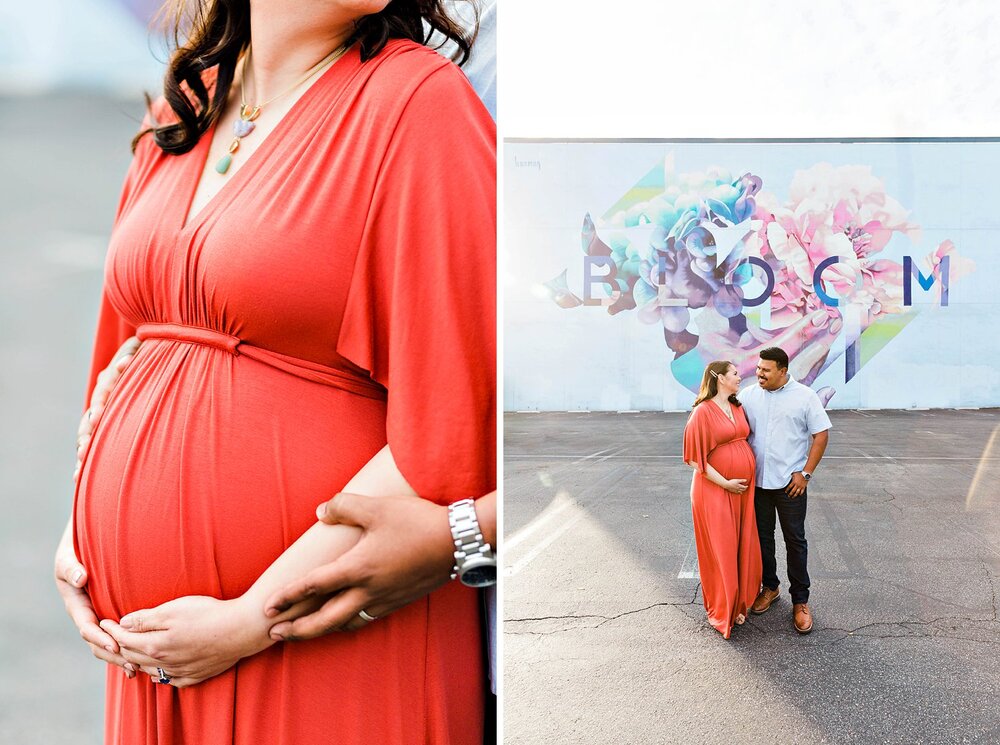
[682,360,762,639]
[52,1,495,743]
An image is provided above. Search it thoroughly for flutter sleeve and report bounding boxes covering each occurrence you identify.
[682,404,716,474]
[337,62,496,505]
[84,289,137,407]
[83,127,153,406]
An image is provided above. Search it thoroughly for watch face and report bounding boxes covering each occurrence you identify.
[460,564,497,588]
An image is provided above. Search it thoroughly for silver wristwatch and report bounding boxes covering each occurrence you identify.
[802,471,812,481]
[448,498,497,588]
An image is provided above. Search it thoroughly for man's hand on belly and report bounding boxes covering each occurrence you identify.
[263,491,461,638]
[75,337,139,480]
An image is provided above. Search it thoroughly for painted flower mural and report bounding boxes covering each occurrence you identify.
[547,160,973,403]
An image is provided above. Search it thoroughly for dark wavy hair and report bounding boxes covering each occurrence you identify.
[133,0,478,155]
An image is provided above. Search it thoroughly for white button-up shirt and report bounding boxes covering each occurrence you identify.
[737,375,832,489]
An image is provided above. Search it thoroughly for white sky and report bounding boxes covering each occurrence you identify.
[498,0,1000,138]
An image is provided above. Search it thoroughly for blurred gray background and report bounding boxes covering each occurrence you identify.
[1,3,160,741]
[1,93,148,743]
[0,91,146,743]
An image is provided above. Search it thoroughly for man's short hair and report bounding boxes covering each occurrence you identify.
[760,346,789,370]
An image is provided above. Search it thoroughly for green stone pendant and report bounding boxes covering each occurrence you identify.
[215,153,233,174]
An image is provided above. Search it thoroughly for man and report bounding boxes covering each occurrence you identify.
[737,346,831,634]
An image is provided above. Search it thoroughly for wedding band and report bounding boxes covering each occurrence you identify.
[358,609,378,623]
[156,667,171,684]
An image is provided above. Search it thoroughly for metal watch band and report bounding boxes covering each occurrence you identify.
[448,498,495,580]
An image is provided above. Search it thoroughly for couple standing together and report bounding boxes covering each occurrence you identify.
[682,347,831,638]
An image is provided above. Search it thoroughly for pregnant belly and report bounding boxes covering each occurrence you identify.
[73,340,387,620]
[706,440,756,483]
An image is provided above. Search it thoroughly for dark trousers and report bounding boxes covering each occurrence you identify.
[484,691,496,745]
[755,485,810,604]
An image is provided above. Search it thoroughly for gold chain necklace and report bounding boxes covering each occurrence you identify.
[714,397,735,422]
[215,45,346,175]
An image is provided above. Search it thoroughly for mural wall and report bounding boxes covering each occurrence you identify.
[504,140,1000,411]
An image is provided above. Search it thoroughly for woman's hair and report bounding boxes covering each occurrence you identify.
[134,0,478,155]
[692,360,742,409]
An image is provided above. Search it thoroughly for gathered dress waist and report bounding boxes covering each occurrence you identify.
[135,322,386,401]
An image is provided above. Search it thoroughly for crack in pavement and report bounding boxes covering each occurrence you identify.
[880,488,903,513]
[809,614,1000,647]
[985,560,998,623]
[506,586,702,635]
[508,607,1000,644]
[858,574,984,613]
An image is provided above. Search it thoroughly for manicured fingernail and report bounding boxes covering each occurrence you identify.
[120,615,134,629]
[105,645,115,653]
[71,569,84,585]
[315,503,326,520]
[125,663,136,674]
[264,606,278,618]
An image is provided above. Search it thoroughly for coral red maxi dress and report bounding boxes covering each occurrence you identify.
[72,40,495,745]
[682,401,762,638]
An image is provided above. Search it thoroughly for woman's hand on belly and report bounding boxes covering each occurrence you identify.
[698,462,751,494]
[99,594,286,688]
[54,520,137,679]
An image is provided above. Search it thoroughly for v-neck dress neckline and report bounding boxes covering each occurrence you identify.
[178,46,359,234]
[712,398,736,424]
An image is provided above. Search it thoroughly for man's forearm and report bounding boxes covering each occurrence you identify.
[238,445,417,637]
[803,431,829,474]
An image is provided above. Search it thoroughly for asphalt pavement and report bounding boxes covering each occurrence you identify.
[504,409,1000,744]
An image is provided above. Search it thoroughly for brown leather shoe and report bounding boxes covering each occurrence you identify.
[793,603,813,634]
[751,586,780,614]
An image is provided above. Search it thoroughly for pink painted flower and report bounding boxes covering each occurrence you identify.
[754,164,923,330]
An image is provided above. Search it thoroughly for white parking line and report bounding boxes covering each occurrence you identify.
[595,445,629,463]
[503,508,587,578]
[505,491,578,552]
[677,537,700,579]
[504,465,629,577]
